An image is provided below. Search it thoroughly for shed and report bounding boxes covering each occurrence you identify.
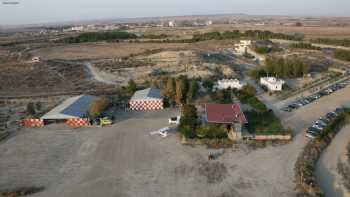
[41,95,99,120]
[129,88,163,111]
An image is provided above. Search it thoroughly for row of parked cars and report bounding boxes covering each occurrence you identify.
[282,81,349,112]
[305,108,345,139]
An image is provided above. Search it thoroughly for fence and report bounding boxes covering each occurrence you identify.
[253,134,292,141]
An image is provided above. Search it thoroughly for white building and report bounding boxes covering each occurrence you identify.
[260,77,285,91]
[71,26,84,31]
[234,40,252,55]
[168,21,176,27]
[206,20,213,26]
[216,79,246,90]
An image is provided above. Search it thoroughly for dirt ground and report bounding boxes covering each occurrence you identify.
[1,87,350,197]
[132,24,350,39]
[30,40,236,61]
[316,125,350,197]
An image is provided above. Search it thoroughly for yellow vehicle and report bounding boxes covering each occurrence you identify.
[100,117,112,126]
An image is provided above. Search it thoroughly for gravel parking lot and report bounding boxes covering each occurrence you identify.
[0,86,350,197]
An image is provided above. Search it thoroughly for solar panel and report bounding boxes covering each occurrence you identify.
[61,95,99,118]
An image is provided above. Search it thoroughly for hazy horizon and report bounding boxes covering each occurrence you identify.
[1,0,350,26]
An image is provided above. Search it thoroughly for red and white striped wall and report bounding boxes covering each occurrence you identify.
[129,100,163,111]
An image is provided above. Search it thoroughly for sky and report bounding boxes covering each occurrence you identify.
[1,0,350,25]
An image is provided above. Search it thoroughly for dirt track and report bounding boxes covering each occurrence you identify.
[316,125,350,197]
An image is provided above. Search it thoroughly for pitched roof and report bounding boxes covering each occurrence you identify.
[130,87,162,101]
[41,95,99,120]
[205,103,248,124]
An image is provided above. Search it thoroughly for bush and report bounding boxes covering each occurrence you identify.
[202,79,214,92]
[253,46,272,54]
[334,49,350,62]
[179,126,197,139]
[210,89,232,104]
[126,79,137,93]
[197,124,228,139]
[89,97,110,118]
[290,42,321,50]
[26,103,36,115]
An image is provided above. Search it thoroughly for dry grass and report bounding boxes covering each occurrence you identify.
[31,40,237,60]
[133,24,350,39]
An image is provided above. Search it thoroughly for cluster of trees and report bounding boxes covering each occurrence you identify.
[289,43,321,50]
[210,85,267,113]
[233,87,267,113]
[334,49,350,62]
[249,57,310,79]
[311,38,350,47]
[178,104,200,138]
[244,30,303,41]
[141,34,169,39]
[178,104,227,139]
[191,30,303,42]
[161,76,199,106]
[61,31,137,43]
[89,97,110,118]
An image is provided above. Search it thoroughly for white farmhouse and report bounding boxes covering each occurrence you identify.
[217,79,246,90]
[168,21,176,27]
[260,77,285,91]
[234,40,252,55]
[206,20,213,26]
[71,26,84,31]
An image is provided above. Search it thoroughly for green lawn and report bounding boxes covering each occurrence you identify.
[245,111,286,135]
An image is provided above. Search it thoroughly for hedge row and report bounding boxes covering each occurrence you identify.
[295,111,349,196]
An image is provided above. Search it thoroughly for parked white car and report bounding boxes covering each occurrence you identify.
[150,127,170,138]
[169,116,180,124]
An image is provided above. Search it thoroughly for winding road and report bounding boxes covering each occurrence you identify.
[316,125,350,197]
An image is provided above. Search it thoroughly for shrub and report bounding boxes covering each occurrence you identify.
[179,126,197,139]
[253,46,272,54]
[334,49,350,62]
[26,102,36,115]
[197,124,228,139]
[89,97,110,118]
[126,79,137,93]
[202,79,214,92]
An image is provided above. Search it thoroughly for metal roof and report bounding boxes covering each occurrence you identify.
[205,103,248,124]
[130,87,162,101]
[41,95,99,120]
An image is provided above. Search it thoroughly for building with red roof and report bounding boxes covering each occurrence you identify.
[205,103,248,140]
[205,103,247,124]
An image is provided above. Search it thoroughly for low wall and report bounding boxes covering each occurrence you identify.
[254,134,292,141]
[22,119,44,128]
[66,119,90,128]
